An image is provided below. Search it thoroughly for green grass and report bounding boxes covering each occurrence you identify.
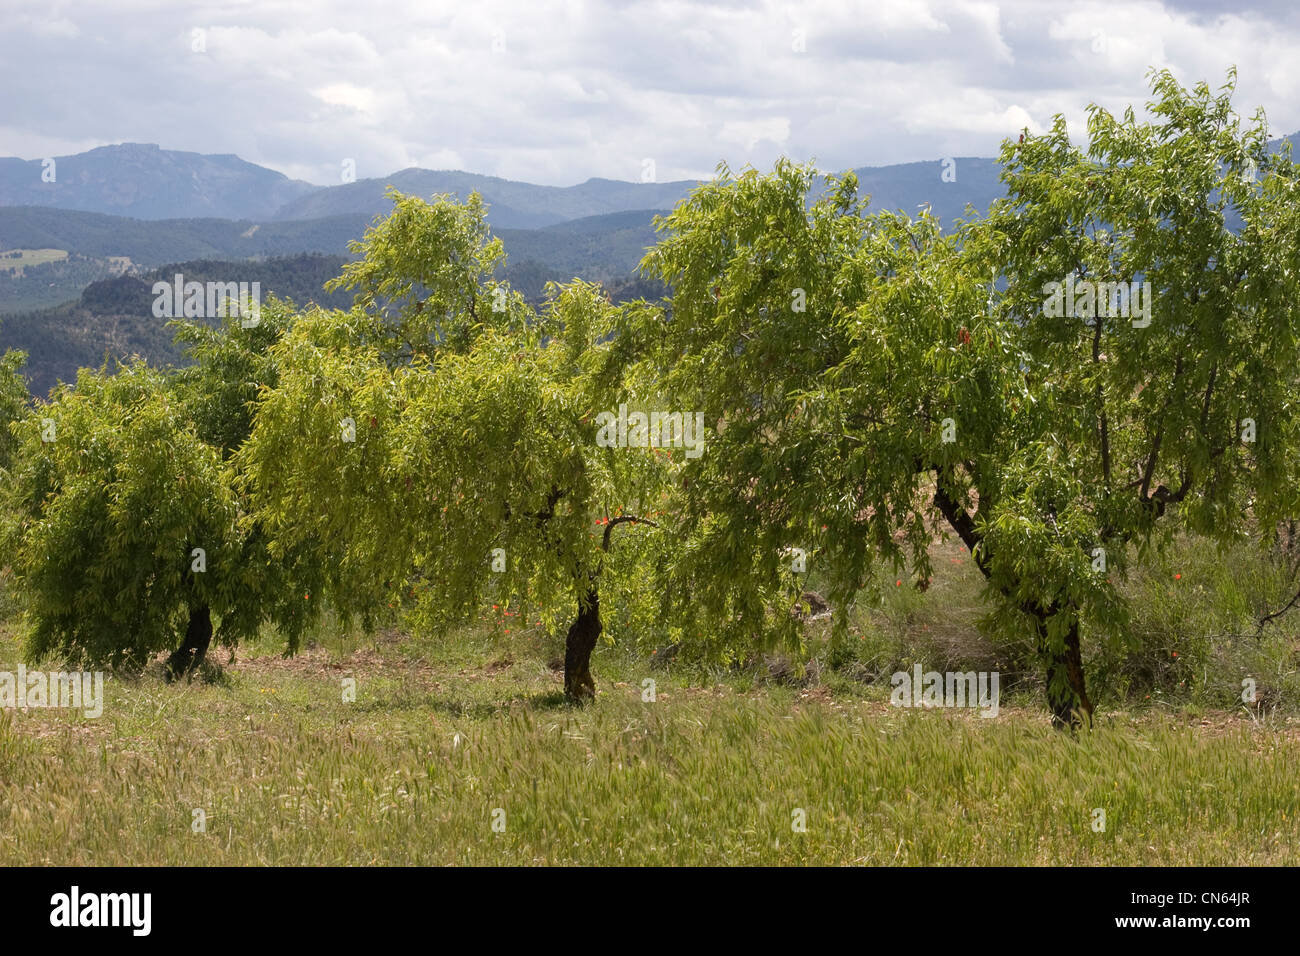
[0,248,69,273]
[808,532,1300,716]
[2,533,1297,865]
[1,617,1297,866]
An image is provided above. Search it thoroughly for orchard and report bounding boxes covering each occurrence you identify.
[3,70,1298,729]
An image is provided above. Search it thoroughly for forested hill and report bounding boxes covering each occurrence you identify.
[0,205,670,318]
[0,250,666,398]
[0,206,371,264]
[0,253,351,398]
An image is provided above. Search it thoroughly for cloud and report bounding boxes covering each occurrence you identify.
[0,0,1296,186]
[718,117,792,151]
[312,84,380,114]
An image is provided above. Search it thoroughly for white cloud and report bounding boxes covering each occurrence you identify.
[0,0,1296,186]
[718,117,792,151]
[313,84,379,113]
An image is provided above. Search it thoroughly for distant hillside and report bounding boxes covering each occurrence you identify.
[0,143,320,220]
[0,298,181,400]
[0,207,371,271]
[494,209,667,298]
[0,205,669,311]
[0,248,667,397]
[0,249,131,313]
[270,169,698,229]
[131,255,353,314]
[850,156,1005,224]
[0,253,352,397]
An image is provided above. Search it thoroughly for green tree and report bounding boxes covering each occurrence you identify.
[168,298,330,660]
[0,348,32,610]
[2,300,329,676]
[0,349,30,471]
[241,193,672,698]
[4,362,250,672]
[624,70,1300,727]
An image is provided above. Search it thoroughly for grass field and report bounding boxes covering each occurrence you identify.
[0,249,69,274]
[2,602,1297,866]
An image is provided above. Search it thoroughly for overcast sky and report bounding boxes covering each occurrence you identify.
[3,0,1299,186]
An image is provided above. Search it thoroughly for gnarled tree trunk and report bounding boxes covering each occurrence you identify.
[1038,614,1093,730]
[564,585,601,700]
[166,603,212,681]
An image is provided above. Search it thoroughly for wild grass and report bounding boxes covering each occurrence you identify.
[1,609,1297,865]
[1,532,1297,865]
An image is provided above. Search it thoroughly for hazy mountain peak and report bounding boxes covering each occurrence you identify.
[0,143,319,221]
[4,133,1299,230]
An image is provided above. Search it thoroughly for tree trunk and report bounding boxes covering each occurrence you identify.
[932,475,1097,727]
[1039,614,1093,730]
[166,604,212,681]
[564,585,601,700]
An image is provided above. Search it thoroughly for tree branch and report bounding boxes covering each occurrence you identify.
[1092,313,1111,490]
[1199,361,1218,433]
[601,514,661,553]
[1256,581,1300,634]
[931,469,989,579]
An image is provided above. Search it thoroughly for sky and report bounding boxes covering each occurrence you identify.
[2,0,1299,186]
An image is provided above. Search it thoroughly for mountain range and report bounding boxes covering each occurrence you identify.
[1,134,1296,395]
[0,143,318,221]
[5,132,1294,252]
[0,142,1026,228]
[6,133,1297,229]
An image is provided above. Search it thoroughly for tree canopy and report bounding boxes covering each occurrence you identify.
[4,69,1296,725]
[619,69,1300,725]
[239,192,676,697]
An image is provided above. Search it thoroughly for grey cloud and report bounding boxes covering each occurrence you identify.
[0,0,1296,187]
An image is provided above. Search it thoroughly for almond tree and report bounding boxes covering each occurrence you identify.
[167,299,332,662]
[4,362,249,673]
[624,70,1300,727]
[239,191,673,698]
[2,300,326,676]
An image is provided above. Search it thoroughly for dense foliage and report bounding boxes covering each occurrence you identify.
[239,188,675,696]
[2,70,1295,725]
[620,69,1300,725]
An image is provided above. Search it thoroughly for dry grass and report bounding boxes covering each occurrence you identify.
[2,615,1297,866]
